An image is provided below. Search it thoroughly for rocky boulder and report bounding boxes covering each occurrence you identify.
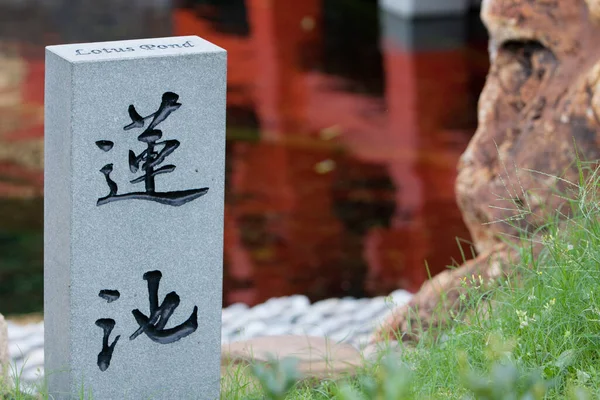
[375,0,600,341]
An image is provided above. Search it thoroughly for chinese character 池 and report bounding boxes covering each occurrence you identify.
[95,270,199,371]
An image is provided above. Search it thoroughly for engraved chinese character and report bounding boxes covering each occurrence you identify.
[95,271,198,371]
[95,318,120,372]
[130,270,198,344]
[95,92,209,207]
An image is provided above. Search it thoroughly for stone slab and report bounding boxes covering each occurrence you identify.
[360,340,403,362]
[222,335,362,379]
[44,35,226,399]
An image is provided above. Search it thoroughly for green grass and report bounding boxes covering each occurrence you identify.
[4,164,600,399]
[216,161,600,399]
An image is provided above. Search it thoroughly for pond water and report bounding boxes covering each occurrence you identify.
[0,0,489,315]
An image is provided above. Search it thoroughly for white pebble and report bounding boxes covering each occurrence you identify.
[235,320,268,340]
[222,302,249,324]
[294,311,324,326]
[309,298,340,315]
[22,347,44,371]
[6,291,414,383]
[388,289,412,307]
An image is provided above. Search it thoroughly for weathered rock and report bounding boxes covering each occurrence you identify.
[587,0,600,22]
[375,0,600,341]
[0,314,8,385]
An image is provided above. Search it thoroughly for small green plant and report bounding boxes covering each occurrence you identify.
[459,357,549,399]
[336,354,413,400]
[250,357,302,400]
[0,353,37,400]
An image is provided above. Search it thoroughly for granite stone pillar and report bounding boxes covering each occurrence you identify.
[44,35,226,399]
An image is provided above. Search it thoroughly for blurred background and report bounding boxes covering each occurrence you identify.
[0,0,489,316]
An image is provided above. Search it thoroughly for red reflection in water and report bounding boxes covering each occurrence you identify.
[367,45,472,294]
[0,1,489,309]
[175,2,487,305]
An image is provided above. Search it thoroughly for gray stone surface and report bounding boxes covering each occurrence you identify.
[0,314,8,384]
[380,9,467,51]
[380,0,469,18]
[44,36,227,399]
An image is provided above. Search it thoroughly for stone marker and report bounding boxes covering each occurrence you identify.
[44,36,226,399]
